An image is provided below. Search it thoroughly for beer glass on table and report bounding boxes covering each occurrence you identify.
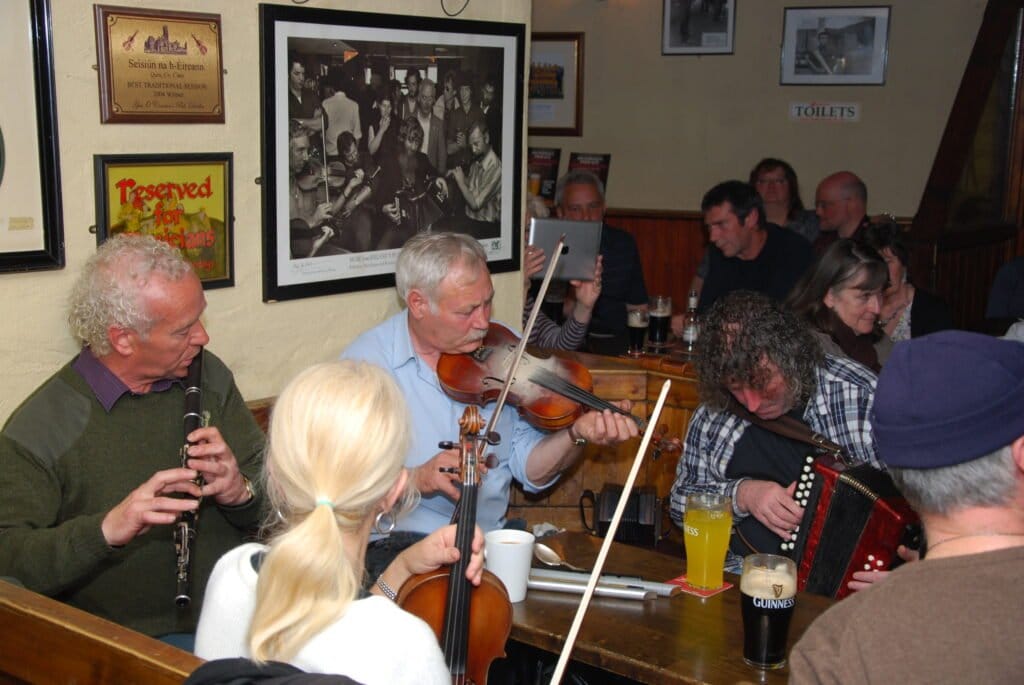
[740,553,797,670]
[647,295,672,350]
[626,309,648,357]
[683,493,732,589]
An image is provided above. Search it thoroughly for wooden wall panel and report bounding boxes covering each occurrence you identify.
[605,208,706,313]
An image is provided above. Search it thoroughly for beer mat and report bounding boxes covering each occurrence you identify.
[666,574,733,598]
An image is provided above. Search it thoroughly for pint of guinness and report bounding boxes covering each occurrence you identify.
[739,553,797,669]
[647,295,672,349]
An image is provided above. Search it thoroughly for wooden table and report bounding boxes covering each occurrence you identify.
[509,532,833,684]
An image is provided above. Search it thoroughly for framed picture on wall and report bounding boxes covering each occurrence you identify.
[259,4,525,302]
[528,32,584,136]
[780,6,891,85]
[0,0,64,274]
[662,0,735,55]
[93,153,235,289]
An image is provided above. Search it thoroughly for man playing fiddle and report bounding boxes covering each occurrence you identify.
[288,121,339,259]
[342,232,639,576]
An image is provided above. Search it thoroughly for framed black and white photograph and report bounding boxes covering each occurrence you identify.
[662,0,735,55]
[781,6,891,85]
[0,0,64,273]
[259,4,524,302]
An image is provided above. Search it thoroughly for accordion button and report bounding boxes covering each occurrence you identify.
[876,559,885,567]
[803,465,811,472]
[864,564,871,571]
[800,499,807,506]
[868,554,875,561]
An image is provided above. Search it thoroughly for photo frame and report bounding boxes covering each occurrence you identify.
[781,6,891,85]
[260,4,525,302]
[662,0,735,55]
[528,33,584,136]
[93,153,234,289]
[0,0,64,273]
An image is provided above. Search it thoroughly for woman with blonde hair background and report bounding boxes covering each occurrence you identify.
[195,361,483,683]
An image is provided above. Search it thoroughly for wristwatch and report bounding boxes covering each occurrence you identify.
[568,424,588,447]
[240,475,256,504]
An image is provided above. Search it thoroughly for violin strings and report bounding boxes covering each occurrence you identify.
[530,367,642,427]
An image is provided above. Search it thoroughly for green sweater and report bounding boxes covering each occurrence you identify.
[0,350,266,637]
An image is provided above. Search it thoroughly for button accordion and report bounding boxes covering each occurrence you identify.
[780,453,920,599]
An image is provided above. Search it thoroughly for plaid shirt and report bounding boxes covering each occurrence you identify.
[670,355,881,526]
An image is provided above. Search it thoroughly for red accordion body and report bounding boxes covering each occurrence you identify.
[782,454,919,599]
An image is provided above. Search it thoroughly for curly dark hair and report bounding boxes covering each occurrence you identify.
[696,290,824,412]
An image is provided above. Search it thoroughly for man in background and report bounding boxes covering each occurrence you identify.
[813,170,870,254]
[693,180,812,313]
[555,169,648,356]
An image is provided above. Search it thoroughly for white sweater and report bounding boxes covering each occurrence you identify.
[195,543,450,685]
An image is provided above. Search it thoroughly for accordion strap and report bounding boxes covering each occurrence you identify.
[727,398,849,462]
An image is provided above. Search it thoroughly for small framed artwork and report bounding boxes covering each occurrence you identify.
[260,4,525,302]
[93,5,225,123]
[93,153,234,289]
[0,0,64,273]
[528,32,584,136]
[781,6,891,85]
[662,0,735,55]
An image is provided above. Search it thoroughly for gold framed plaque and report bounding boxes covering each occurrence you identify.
[94,5,225,123]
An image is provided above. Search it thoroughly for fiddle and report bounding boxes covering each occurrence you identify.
[396,407,512,685]
[293,158,349,193]
[437,323,644,432]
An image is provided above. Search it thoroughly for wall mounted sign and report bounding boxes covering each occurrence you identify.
[94,5,225,123]
[93,153,234,288]
[789,101,861,122]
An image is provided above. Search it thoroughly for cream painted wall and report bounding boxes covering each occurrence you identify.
[0,0,989,421]
[531,0,986,215]
[1,0,531,422]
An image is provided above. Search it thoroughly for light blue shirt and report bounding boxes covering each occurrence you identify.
[342,311,550,536]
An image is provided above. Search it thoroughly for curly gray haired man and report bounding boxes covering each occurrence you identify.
[0,234,264,648]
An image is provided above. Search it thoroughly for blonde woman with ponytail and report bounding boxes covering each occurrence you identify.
[195,361,484,683]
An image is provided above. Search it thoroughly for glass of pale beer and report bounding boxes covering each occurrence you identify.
[740,553,797,669]
[683,493,732,589]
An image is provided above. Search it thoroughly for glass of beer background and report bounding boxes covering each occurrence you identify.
[740,553,797,669]
[648,295,672,349]
[683,493,732,589]
[627,309,648,357]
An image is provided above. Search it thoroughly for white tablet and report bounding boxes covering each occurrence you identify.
[527,218,602,281]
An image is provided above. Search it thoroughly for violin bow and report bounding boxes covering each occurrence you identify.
[480,234,566,438]
[549,379,673,685]
[320,112,330,205]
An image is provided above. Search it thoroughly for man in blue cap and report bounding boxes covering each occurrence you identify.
[790,331,1024,683]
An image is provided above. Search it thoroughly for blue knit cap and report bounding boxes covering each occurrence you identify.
[872,331,1024,469]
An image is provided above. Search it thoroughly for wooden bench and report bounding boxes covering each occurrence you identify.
[0,579,202,685]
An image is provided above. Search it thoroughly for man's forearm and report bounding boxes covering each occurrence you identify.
[524,429,583,485]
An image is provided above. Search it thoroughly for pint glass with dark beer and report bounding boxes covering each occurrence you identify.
[627,309,648,357]
[739,553,797,669]
[648,295,672,349]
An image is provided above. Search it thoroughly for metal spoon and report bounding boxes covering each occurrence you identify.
[534,542,586,572]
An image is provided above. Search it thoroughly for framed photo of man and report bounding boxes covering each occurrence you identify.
[0,0,64,273]
[259,4,525,302]
[93,153,234,289]
[662,0,735,55]
[780,6,891,85]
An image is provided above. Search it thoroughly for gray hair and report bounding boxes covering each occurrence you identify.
[889,445,1017,516]
[554,169,605,207]
[68,234,193,355]
[395,232,487,306]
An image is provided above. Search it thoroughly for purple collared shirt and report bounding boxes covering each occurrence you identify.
[72,348,177,412]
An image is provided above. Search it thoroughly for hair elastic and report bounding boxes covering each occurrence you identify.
[315,497,333,508]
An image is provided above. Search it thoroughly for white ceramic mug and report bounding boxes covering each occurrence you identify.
[484,529,535,603]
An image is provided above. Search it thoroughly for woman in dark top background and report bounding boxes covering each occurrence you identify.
[787,239,891,372]
[749,157,819,244]
[861,222,954,340]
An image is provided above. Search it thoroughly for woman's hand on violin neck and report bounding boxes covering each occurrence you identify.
[387,524,485,592]
[573,401,639,446]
